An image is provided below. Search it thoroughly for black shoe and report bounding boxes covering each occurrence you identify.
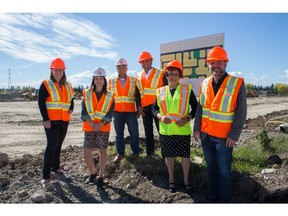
[183,183,193,194]
[168,182,176,193]
[52,168,64,174]
[85,174,96,184]
[97,177,104,188]
[146,152,155,158]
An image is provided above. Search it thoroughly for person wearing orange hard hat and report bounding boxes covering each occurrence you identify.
[136,51,168,157]
[193,46,247,203]
[38,57,75,187]
[152,60,197,193]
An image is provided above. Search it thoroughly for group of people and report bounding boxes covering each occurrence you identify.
[38,46,247,203]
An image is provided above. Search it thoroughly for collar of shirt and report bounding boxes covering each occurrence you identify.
[212,72,228,84]
[144,67,153,79]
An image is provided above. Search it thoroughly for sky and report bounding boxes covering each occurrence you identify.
[0,9,288,89]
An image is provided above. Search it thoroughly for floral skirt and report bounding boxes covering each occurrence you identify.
[84,131,110,149]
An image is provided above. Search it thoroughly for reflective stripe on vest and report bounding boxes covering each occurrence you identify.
[202,108,234,123]
[219,76,239,112]
[199,78,210,106]
[46,79,60,101]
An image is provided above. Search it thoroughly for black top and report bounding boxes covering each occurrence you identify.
[38,81,74,121]
[152,85,198,120]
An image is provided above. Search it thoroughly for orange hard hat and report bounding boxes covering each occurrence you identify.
[206,46,229,62]
[138,51,153,63]
[165,60,183,74]
[50,58,66,69]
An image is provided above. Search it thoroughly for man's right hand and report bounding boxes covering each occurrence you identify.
[193,131,200,142]
[138,106,145,117]
[43,120,51,129]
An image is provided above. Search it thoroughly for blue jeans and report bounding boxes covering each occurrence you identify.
[201,135,233,203]
[113,111,139,156]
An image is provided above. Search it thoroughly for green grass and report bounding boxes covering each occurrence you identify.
[233,130,288,174]
[107,130,288,177]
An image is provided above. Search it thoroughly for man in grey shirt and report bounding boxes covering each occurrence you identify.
[193,46,247,203]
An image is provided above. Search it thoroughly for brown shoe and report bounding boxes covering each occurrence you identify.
[113,155,123,163]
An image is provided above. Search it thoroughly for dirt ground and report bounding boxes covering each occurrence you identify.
[1,96,288,203]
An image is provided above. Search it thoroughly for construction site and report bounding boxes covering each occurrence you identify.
[1,33,288,203]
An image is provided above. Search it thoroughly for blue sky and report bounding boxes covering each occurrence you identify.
[0,12,288,89]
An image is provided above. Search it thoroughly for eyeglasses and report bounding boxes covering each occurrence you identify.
[167,73,180,77]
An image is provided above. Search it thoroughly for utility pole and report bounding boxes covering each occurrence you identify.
[8,68,12,93]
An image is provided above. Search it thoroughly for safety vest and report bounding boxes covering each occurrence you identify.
[108,76,136,112]
[136,68,165,107]
[43,79,74,121]
[156,84,192,135]
[199,75,243,138]
[82,89,114,132]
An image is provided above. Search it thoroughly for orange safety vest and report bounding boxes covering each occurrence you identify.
[199,75,243,138]
[136,68,165,107]
[43,79,74,121]
[108,76,136,112]
[82,89,114,132]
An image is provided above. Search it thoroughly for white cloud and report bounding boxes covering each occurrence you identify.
[0,13,118,63]
[228,71,244,78]
[68,70,92,87]
[280,69,288,78]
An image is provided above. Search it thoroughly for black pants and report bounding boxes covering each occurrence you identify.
[43,121,69,179]
[142,104,159,156]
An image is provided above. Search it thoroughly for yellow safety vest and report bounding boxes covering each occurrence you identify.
[156,84,192,135]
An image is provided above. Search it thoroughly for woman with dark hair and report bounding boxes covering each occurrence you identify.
[152,60,197,193]
[81,67,114,188]
[38,58,75,187]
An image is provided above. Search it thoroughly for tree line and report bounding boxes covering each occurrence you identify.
[246,83,288,97]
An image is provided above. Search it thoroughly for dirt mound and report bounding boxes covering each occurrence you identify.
[245,109,288,131]
[1,139,288,203]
